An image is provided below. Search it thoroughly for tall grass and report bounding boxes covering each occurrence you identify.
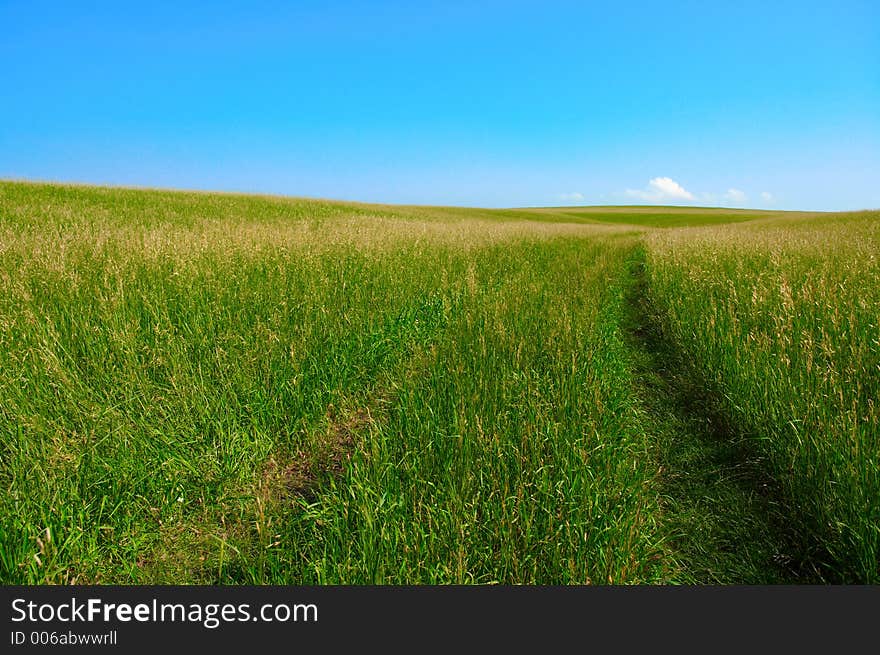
[1,181,877,583]
[645,212,880,581]
[0,182,662,583]
[260,237,664,583]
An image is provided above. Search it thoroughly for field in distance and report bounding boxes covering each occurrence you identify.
[1,181,877,584]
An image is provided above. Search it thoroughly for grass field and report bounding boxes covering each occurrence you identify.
[1,181,877,584]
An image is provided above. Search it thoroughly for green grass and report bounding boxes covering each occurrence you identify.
[519,208,783,228]
[645,214,880,581]
[0,180,877,583]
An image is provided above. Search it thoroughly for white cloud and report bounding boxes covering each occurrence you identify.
[558,192,584,202]
[625,177,695,202]
[724,188,747,203]
[619,178,775,207]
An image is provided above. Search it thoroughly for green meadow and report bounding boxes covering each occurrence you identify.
[1,181,877,584]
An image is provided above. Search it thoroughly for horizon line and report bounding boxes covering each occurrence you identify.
[0,176,859,214]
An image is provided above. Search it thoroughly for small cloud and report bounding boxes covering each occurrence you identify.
[558,192,584,203]
[724,188,747,204]
[760,191,775,204]
[625,177,695,202]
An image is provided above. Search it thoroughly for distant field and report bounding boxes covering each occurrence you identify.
[1,181,877,583]
[528,207,780,228]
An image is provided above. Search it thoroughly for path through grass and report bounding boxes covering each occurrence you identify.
[624,247,824,583]
[1,181,876,583]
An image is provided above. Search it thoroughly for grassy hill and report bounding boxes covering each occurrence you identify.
[1,181,876,583]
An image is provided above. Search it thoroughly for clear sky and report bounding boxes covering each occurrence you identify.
[2,1,878,210]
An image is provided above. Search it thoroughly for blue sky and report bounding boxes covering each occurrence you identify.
[2,1,878,210]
